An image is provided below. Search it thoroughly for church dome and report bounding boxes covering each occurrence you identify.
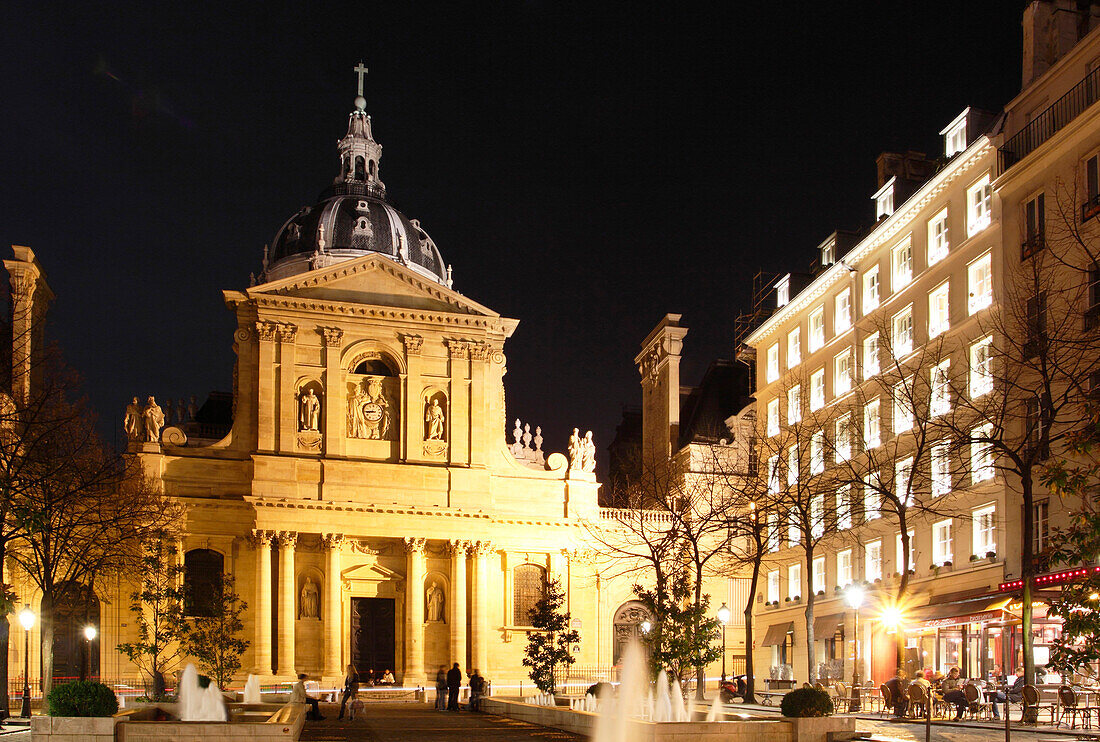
[262,64,450,286]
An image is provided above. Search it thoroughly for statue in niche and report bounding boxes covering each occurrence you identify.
[581,430,597,473]
[299,388,321,432]
[143,396,165,442]
[426,581,445,622]
[425,398,445,440]
[123,397,142,441]
[568,428,582,470]
[300,577,319,619]
[348,377,391,440]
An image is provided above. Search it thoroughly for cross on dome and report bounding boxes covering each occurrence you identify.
[353,61,369,111]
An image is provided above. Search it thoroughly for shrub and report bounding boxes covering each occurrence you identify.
[780,687,834,718]
[47,681,119,717]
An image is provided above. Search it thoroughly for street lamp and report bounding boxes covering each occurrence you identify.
[844,585,865,711]
[19,608,34,718]
[81,626,97,682]
[716,603,731,682]
[640,620,652,634]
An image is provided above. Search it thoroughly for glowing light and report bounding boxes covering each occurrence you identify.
[18,609,34,631]
[716,603,731,625]
[845,585,866,610]
[881,605,904,631]
[84,625,97,641]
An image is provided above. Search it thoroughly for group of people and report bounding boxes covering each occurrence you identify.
[434,663,487,712]
[289,664,400,722]
[884,666,1027,720]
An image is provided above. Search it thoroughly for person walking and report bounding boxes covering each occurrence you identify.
[434,667,448,710]
[446,662,462,711]
[337,664,360,720]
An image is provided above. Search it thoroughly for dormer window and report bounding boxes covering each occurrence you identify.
[941,109,969,158]
[873,177,896,220]
[776,276,791,308]
[821,241,835,267]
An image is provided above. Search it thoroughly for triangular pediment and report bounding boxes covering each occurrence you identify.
[249,254,498,317]
[342,561,403,583]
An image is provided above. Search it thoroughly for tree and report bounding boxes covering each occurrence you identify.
[521,577,580,695]
[116,537,185,699]
[724,496,770,703]
[633,570,721,690]
[180,572,250,690]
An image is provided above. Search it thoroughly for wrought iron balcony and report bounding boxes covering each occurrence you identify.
[999,66,1100,171]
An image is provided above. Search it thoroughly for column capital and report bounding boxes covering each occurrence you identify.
[448,539,472,557]
[469,342,492,362]
[471,540,495,557]
[249,529,274,548]
[276,322,298,343]
[321,327,344,348]
[446,339,470,359]
[402,334,424,356]
[275,530,299,549]
[255,321,278,342]
[404,537,427,555]
[321,533,346,550]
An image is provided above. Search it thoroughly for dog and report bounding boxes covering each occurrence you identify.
[348,697,365,720]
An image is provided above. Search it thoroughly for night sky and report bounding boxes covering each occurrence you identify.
[2,2,1023,466]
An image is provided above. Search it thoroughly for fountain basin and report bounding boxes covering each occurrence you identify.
[30,702,307,742]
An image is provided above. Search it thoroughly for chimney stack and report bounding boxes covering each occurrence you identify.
[1022,1,1100,88]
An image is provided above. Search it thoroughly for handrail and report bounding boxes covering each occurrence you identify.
[1000,66,1100,171]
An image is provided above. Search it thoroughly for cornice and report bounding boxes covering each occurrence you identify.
[247,294,512,333]
[746,138,995,347]
[244,496,585,528]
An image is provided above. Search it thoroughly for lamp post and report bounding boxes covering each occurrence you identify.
[81,625,97,682]
[716,603,731,683]
[19,608,34,718]
[845,585,865,712]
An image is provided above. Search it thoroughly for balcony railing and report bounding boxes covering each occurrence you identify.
[1000,66,1100,171]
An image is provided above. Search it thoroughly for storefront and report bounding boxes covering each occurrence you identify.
[902,593,1013,680]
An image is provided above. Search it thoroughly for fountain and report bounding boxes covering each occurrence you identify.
[243,674,262,705]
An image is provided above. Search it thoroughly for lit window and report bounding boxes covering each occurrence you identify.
[767,456,781,494]
[932,440,950,497]
[837,549,853,587]
[766,344,780,383]
[788,512,799,547]
[892,238,913,291]
[929,281,950,338]
[933,519,953,565]
[811,495,825,539]
[776,276,790,307]
[788,563,802,601]
[893,380,913,434]
[862,332,880,379]
[787,385,801,425]
[810,431,825,475]
[1023,192,1045,258]
[836,486,852,530]
[968,252,992,314]
[864,398,881,449]
[834,350,852,396]
[973,505,996,556]
[787,327,801,368]
[812,556,826,593]
[875,179,896,220]
[895,457,914,507]
[835,289,851,334]
[967,174,993,236]
[787,446,799,487]
[969,337,993,398]
[809,306,825,351]
[767,570,780,602]
[944,116,967,157]
[863,266,880,313]
[930,359,951,418]
[891,305,913,357]
[821,241,835,266]
[896,531,915,575]
[514,564,548,625]
[810,369,825,410]
[928,208,949,264]
[865,540,882,581]
[864,486,880,522]
[835,413,851,462]
[971,424,995,483]
[767,512,779,552]
[767,398,780,437]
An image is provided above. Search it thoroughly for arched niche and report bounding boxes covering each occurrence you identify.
[612,600,652,665]
[296,378,324,435]
[422,388,448,443]
[345,350,400,444]
[297,567,323,621]
[424,571,448,623]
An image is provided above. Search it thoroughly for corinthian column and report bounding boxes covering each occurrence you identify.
[276,531,298,676]
[470,541,493,674]
[449,540,470,668]
[250,530,274,675]
[404,537,427,684]
[322,533,345,678]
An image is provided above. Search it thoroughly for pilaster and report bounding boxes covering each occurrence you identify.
[256,322,278,451]
[402,335,424,462]
[468,343,491,466]
[275,531,298,676]
[250,530,274,675]
[470,540,493,674]
[448,540,470,669]
[277,324,298,454]
[322,533,345,678]
[322,328,345,457]
[447,341,470,466]
[404,537,427,684]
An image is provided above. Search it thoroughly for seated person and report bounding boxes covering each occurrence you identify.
[468,669,485,711]
[940,667,968,720]
[380,669,396,685]
[290,673,324,721]
[992,667,1026,720]
[884,669,909,718]
[910,670,932,717]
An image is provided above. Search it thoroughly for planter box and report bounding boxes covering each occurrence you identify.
[789,716,856,742]
[31,715,118,741]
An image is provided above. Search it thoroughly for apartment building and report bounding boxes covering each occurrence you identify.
[743,1,1100,688]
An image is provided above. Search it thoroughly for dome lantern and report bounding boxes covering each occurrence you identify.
[335,61,384,192]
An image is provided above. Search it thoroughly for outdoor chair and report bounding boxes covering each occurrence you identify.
[1058,686,1098,729]
[879,684,892,718]
[963,683,993,720]
[1021,684,1055,725]
[907,684,929,719]
[833,682,850,709]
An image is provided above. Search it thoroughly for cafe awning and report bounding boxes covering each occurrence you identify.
[762,621,794,646]
[813,613,845,638]
[906,594,1010,630]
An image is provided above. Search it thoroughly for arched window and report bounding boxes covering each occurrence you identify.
[343,156,351,178]
[354,156,366,180]
[513,564,546,626]
[44,582,100,679]
[368,159,376,176]
[354,358,394,376]
[184,549,224,617]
